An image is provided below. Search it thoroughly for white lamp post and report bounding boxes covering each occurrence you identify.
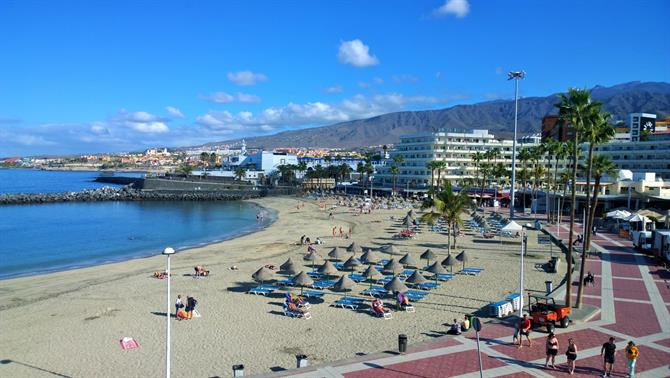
[519,228,528,317]
[508,71,525,219]
[162,247,175,378]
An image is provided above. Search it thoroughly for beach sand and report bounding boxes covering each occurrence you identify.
[0,196,565,377]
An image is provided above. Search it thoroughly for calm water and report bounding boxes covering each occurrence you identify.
[0,169,143,194]
[0,170,273,279]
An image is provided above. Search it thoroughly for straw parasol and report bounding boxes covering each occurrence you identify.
[360,249,381,264]
[252,266,274,286]
[383,258,404,275]
[333,275,356,292]
[328,247,347,261]
[420,249,437,266]
[399,253,419,267]
[404,270,428,285]
[441,254,456,273]
[384,276,408,293]
[455,250,469,270]
[304,250,321,271]
[280,257,295,271]
[347,241,363,254]
[426,261,447,282]
[380,244,402,255]
[282,262,300,276]
[343,256,362,271]
[407,209,415,218]
[292,271,314,295]
[363,265,383,289]
[318,260,340,276]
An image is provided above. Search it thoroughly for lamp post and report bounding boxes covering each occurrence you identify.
[162,247,175,378]
[519,228,528,317]
[369,175,374,200]
[508,71,525,219]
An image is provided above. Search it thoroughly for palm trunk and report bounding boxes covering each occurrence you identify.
[437,170,442,192]
[430,169,435,191]
[446,221,452,254]
[553,157,559,223]
[565,136,578,308]
[576,144,595,308]
[588,177,602,249]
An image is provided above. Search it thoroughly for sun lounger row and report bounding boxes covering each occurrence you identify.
[247,285,279,295]
[457,267,484,276]
[283,303,312,319]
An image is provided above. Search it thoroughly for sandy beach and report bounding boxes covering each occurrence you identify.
[0,196,565,377]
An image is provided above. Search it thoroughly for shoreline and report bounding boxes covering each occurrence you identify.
[0,200,278,282]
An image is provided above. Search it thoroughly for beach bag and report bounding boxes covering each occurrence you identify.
[177,310,187,319]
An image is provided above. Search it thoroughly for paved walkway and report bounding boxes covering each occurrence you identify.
[277,220,670,378]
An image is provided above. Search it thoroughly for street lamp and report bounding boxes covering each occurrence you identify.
[508,70,525,219]
[369,175,374,200]
[162,247,176,378]
[519,226,529,317]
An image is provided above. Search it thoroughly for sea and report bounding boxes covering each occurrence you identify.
[0,169,274,280]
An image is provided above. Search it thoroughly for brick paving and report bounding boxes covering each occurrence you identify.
[279,221,670,378]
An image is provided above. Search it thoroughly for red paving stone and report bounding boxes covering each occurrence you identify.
[603,301,661,337]
[570,293,601,313]
[655,338,670,348]
[490,328,615,363]
[656,281,670,303]
[407,337,460,353]
[583,259,602,276]
[343,350,505,378]
[612,278,650,301]
[496,373,535,378]
[571,278,601,296]
[563,344,670,378]
[610,257,642,278]
[464,322,516,341]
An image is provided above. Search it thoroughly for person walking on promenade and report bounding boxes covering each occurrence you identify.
[186,295,198,320]
[332,226,337,238]
[518,314,532,348]
[175,295,184,317]
[545,332,559,369]
[601,337,617,377]
[565,338,578,375]
[512,318,520,346]
[625,341,639,377]
[339,227,344,238]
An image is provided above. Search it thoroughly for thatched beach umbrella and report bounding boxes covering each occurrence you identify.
[384,276,408,293]
[420,249,437,267]
[304,250,321,271]
[426,261,447,282]
[318,260,339,276]
[441,254,456,274]
[252,266,274,286]
[360,249,381,264]
[292,271,314,295]
[399,253,419,267]
[456,250,469,270]
[333,275,356,292]
[347,241,363,254]
[328,247,347,261]
[380,244,402,256]
[282,262,300,276]
[407,209,415,218]
[343,256,362,271]
[405,270,428,285]
[383,258,404,276]
[280,257,295,271]
[363,265,383,289]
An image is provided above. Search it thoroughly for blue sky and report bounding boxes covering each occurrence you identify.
[1,0,669,156]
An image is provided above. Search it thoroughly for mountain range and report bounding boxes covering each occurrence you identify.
[206,81,670,149]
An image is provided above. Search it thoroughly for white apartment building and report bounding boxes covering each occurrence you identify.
[376,129,538,189]
[629,113,656,142]
[583,139,670,180]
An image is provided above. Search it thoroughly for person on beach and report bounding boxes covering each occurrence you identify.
[625,341,639,377]
[512,318,520,346]
[565,338,578,375]
[186,296,198,320]
[300,235,306,245]
[339,227,343,238]
[348,226,352,237]
[447,319,462,335]
[518,314,532,348]
[545,332,559,369]
[175,295,184,316]
[601,337,617,377]
[332,227,337,238]
[328,212,333,220]
[461,315,470,332]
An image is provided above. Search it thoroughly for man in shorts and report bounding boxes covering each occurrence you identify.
[518,314,532,348]
[600,337,616,377]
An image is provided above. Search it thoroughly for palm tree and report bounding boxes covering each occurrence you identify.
[586,154,617,241]
[472,152,484,202]
[234,167,247,181]
[178,164,193,176]
[543,138,562,222]
[479,162,491,207]
[420,181,470,253]
[556,87,600,308]
[434,160,447,192]
[426,161,440,190]
[390,165,400,193]
[529,144,545,210]
[338,163,352,183]
[517,147,533,212]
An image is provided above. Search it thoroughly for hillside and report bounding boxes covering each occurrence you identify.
[208,81,670,149]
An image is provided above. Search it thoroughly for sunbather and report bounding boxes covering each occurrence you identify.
[194,266,210,277]
[153,271,168,279]
[286,302,306,313]
[372,298,390,315]
[447,319,462,335]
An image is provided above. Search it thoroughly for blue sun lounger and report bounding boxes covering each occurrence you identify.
[362,286,387,297]
[458,268,484,276]
[277,279,294,286]
[399,269,414,277]
[349,274,366,282]
[434,273,454,281]
[248,287,273,295]
[307,272,325,278]
[412,281,440,290]
[312,280,336,289]
[301,290,325,299]
[331,299,361,309]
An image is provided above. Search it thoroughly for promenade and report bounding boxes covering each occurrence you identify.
[277,220,670,378]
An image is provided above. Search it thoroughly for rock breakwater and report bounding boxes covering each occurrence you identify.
[0,186,262,205]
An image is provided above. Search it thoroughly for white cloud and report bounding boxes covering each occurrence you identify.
[165,106,184,118]
[325,85,344,94]
[392,74,419,84]
[202,92,261,104]
[113,110,169,134]
[434,0,470,18]
[227,70,268,86]
[338,39,380,67]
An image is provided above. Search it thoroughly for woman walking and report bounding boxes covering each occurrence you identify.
[565,338,578,375]
[625,341,639,377]
[545,332,559,369]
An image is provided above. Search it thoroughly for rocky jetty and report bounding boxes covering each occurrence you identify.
[0,186,262,205]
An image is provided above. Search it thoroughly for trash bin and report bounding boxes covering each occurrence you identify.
[545,280,553,294]
[232,364,245,377]
[398,334,408,353]
[296,354,308,368]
